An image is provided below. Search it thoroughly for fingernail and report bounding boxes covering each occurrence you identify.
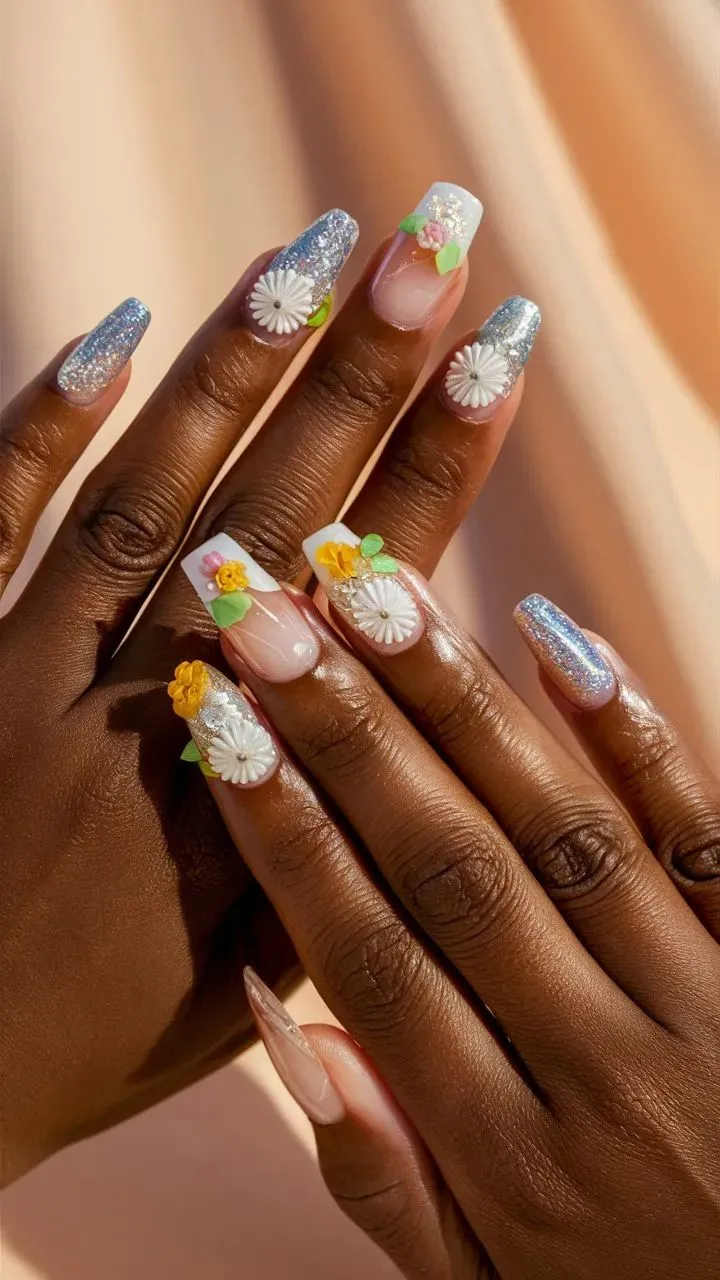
[303,523,424,654]
[55,297,151,405]
[370,181,483,330]
[181,534,319,682]
[514,594,618,710]
[441,296,541,423]
[246,209,359,343]
[243,968,346,1126]
[167,660,279,786]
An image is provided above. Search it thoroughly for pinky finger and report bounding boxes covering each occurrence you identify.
[0,296,149,598]
[514,595,720,939]
[244,969,489,1280]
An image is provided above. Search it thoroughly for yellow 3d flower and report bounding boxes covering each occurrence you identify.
[316,541,359,580]
[167,660,208,719]
[215,560,249,593]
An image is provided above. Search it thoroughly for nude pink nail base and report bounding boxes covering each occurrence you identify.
[181,534,319,682]
[244,968,345,1126]
[302,523,424,654]
[370,181,483,330]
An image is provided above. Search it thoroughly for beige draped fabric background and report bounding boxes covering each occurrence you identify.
[1,0,718,1275]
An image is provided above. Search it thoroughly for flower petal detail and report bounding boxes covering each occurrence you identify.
[444,341,510,409]
[350,576,419,646]
[207,713,278,786]
[249,268,315,334]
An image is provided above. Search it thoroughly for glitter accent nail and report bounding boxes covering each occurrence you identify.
[513,594,617,711]
[267,209,359,309]
[247,209,359,340]
[442,296,541,422]
[56,297,151,405]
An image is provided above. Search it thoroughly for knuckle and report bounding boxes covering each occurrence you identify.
[664,819,720,884]
[383,435,468,515]
[295,677,388,780]
[263,806,347,888]
[419,657,506,750]
[401,822,520,943]
[207,491,304,581]
[331,1177,414,1250]
[75,472,186,574]
[173,348,249,421]
[0,417,56,477]
[304,352,399,423]
[323,917,434,1038]
[517,795,634,900]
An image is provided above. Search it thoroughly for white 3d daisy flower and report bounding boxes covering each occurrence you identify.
[444,341,510,409]
[207,713,277,785]
[249,268,315,334]
[351,576,419,645]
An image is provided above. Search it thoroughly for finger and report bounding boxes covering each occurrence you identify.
[0,299,148,598]
[306,530,717,1031]
[15,211,359,691]
[244,973,487,1280]
[129,181,481,676]
[166,656,538,1185]
[215,576,638,1084]
[518,606,720,940]
[346,296,540,575]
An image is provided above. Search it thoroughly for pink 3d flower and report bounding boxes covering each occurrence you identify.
[201,550,226,575]
[417,220,449,251]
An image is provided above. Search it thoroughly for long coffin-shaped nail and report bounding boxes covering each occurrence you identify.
[181,534,319,682]
[246,209,359,343]
[370,181,483,330]
[303,523,424,654]
[244,968,346,1126]
[514,594,618,710]
[441,296,541,423]
[168,661,279,786]
[55,297,151,405]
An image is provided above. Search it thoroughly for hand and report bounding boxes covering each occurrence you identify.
[188,506,719,1276]
[0,185,532,1182]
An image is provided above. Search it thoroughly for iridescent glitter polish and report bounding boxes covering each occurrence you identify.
[442,296,541,423]
[55,297,151,405]
[514,594,617,711]
[370,181,483,330]
[247,208,359,341]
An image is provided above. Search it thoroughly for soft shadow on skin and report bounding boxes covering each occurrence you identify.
[2,1066,399,1280]
[102,623,299,1085]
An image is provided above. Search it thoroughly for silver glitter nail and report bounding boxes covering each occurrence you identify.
[476,295,541,393]
[265,209,359,309]
[56,297,151,406]
[514,594,617,711]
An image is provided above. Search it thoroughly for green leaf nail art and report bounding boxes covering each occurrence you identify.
[398,213,428,235]
[435,241,461,275]
[360,533,384,558]
[210,590,253,628]
[198,759,219,778]
[180,741,203,763]
[370,553,399,574]
[306,295,331,328]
